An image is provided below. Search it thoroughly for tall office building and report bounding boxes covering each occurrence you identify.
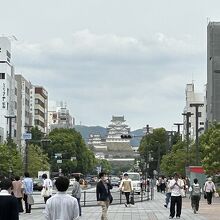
[207,22,220,126]
[0,37,17,143]
[15,74,32,148]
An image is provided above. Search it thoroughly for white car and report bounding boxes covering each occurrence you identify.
[69,178,75,186]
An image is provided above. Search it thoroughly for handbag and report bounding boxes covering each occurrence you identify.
[41,188,50,197]
[214,192,219,198]
[204,193,207,199]
[130,195,135,205]
[27,194,34,205]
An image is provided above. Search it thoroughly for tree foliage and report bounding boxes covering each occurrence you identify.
[139,128,168,176]
[45,128,96,175]
[200,123,220,175]
[28,144,50,177]
[0,144,23,177]
[160,140,187,177]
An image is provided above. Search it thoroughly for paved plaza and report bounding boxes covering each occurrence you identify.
[19,189,220,220]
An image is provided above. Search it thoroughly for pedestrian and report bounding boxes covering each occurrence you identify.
[42,173,53,204]
[169,172,184,219]
[189,178,202,214]
[72,176,82,216]
[96,172,113,220]
[119,173,133,207]
[12,175,24,213]
[164,177,172,208]
[23,172,33,213]
[160,176,166,193]
[44,176,79,220]
[204,177,216,205]
[0,178,19,220]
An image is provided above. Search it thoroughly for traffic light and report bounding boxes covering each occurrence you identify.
[121,134,132,139]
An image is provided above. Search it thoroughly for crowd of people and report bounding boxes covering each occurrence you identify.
[0,171,219,220]
[155,173,218,219]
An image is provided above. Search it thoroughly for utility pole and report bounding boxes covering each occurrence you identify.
[4,115,16,142]
[24,125,33,173]
[156,141,160,174]
[190,103,204,165]
[173,123,183,135]
[182,112,193,166]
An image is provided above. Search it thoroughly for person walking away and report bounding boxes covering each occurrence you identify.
[164,177,172,208]
[23,172,33,213]
[42,173,53,204]
[72,176,82,216]
[119,173,133,207]
[160,176,166,193]
[169,172,184,219]
[44,176,79,220]
[96,172,113,220]
[204,177,216,205]
[189,178,201,214]
[0,178,19,220]
[12,176,24,213]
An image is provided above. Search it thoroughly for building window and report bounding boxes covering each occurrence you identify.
[15,88,17,95]
[198,112,202,117]
[200,122,204,125]
[0,73,5,79]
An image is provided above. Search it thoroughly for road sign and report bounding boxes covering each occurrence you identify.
[23,133,32,140]
[57,160,62,164]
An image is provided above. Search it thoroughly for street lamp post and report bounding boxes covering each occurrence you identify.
[24,125,33,173]
[173,123,183,136]
[190,103,204,165]
[182,112,193,166]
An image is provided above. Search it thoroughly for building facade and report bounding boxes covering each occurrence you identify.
[183,83,205,139]
[0,37,17,143]
[30,86,48,134]
[106,116,133,152]
[207,22,220,126]
[15,74,32,148]
[48,102,74,132]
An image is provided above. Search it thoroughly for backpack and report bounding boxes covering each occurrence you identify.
[192,184,201,196]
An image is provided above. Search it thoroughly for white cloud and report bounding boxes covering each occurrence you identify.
[12,30,205,129]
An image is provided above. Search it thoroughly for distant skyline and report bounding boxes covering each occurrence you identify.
[1,0,220,130]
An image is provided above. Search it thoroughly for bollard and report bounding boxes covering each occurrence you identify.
[83,191,86,207]
[119,190,122,204]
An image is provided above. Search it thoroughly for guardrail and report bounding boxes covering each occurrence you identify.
[32,186,154,209]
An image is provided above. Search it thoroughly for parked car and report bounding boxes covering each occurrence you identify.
[110,176,120,187]
[33,178,43,191]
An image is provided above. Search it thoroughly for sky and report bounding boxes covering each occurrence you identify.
[1,0,220,130]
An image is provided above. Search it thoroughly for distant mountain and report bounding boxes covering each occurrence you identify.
[74,125,144,148]
[74,125,107,140]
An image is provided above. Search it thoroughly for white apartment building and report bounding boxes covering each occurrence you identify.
[0,37,17,143]
[48,102,74,132]
[183,83,206,140]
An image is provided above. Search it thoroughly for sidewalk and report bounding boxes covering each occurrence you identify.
[20,191,220,220]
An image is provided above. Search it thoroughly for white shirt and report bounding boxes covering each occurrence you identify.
[43,179,53,196]
[169,179,184,196]
[44,191,79,220]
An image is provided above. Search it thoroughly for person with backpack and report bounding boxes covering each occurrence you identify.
[189,178,202,214]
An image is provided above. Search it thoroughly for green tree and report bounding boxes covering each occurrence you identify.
[160,140,187,177]
[0,144,23,177]
[28,144,50,177]
[139,128,168,176]
[200,123,220,175]
[46,128,96,175]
